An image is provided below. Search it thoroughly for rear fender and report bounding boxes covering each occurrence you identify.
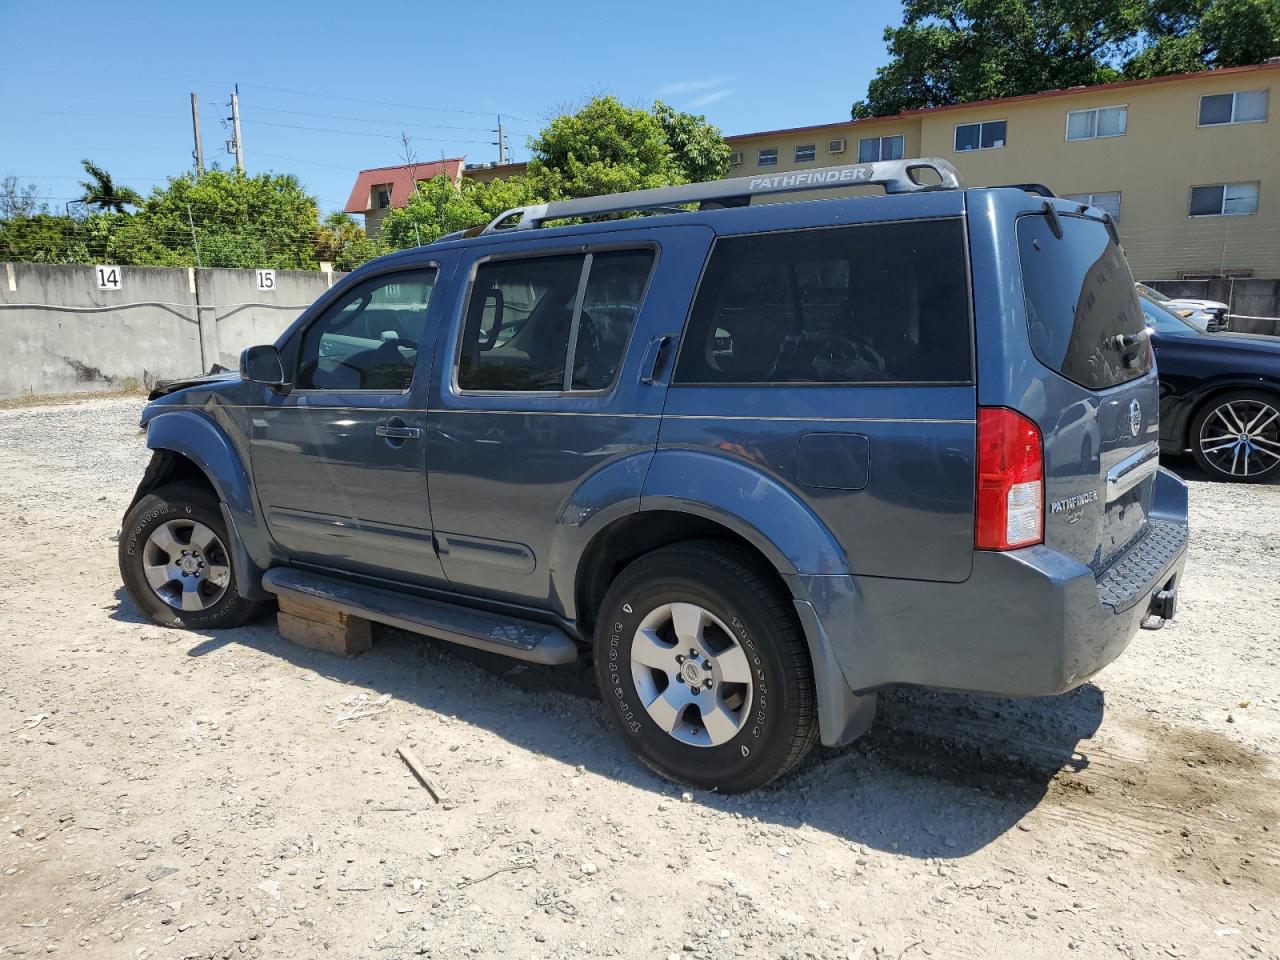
[639,449,849,576]
[642,450,867,746]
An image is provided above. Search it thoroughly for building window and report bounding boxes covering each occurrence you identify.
[374,186,392,208]
[1062,192,1122,220]
[1199,90,1269,126]
[1189,182,1259,217]
[794,143,816,163]
[1066,105,1127,141]
[757,148,778,167]
[857,134,905,163]
[954,120,1007,151]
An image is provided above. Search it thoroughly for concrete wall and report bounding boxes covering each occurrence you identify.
[1146,278,1280,335]
[0,262,344,398]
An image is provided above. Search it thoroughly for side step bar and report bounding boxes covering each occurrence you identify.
[261,567,578,666]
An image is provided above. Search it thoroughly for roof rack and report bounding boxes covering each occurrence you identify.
[482,158,964,233]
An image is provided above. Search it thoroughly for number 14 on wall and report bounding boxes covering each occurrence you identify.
[95,266,122,291]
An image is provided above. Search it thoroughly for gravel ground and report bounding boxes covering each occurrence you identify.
[0,395,1277,960]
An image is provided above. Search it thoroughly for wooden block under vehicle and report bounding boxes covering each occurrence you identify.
[276,596,372,657]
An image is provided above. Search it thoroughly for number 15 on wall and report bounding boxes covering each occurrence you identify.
[256,269,275,291]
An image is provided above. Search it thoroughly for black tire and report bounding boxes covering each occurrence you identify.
[119,482,273,629]
[592,540,818,793]
[1189,389,1280,483]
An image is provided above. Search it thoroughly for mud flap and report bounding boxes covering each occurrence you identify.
[793,598,877,747]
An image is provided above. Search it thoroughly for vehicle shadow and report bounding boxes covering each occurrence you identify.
[111,587,1104,859]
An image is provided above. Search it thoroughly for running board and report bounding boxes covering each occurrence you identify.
[261,568,578,666]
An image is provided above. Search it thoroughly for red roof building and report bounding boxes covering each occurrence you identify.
[344,158,465,237]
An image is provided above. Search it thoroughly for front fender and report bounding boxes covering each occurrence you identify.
[639,449,849,576]
[146,409,254,519]
[144,408,270,599]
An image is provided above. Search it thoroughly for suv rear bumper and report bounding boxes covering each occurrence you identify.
[794,467,1189,699]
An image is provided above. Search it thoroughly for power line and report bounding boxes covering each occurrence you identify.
[244,103,498,134]
[237,81,536,123]
[241,117,494,144]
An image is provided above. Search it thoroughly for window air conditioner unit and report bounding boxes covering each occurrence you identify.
[730,150,743,166]
[828,139,846,153]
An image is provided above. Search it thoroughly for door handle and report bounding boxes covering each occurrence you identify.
[376,419,421,440]
[640,335,673,384]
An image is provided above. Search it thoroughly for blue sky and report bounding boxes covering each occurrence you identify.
[0,0,904,215]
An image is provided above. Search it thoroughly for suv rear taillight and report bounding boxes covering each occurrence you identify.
[976,407,1043,551]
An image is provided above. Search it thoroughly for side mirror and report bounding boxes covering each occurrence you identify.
[240,344,287,387]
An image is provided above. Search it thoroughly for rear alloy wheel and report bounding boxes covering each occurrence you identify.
[593,540,819,793]
[1190,390,1280,482]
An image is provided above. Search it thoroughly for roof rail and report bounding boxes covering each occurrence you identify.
[482,158,964,233]
[993,182,1057,198]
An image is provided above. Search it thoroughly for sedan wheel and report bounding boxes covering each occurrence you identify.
[1192,391,1280,482]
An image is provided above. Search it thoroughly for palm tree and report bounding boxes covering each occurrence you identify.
[76,159,144,213]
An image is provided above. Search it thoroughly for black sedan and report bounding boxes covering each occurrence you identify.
[1142,294,1280,482]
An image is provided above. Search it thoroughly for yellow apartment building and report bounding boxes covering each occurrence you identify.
[404,62,1279,281]
[718,61,1280,281]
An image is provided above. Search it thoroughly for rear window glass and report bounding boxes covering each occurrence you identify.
[674,219,972,385]
[1018,213,1149,390]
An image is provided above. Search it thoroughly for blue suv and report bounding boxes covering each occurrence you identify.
[119,159,1189,792]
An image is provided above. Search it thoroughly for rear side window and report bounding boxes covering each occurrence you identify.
[674,220,971,385]
[458,250,654,392]
[1018,214,1149,390]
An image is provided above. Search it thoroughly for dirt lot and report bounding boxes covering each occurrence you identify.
[1,395,1277,960]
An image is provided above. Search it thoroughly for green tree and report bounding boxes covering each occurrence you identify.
[316,211,385,271]
[527,96,680,200]
[379,174,544,250]
[0,214,88,263]
[105,169,324,269]
[855,0,1280,117]
[1,176,47,219]
[76,159,144,213]
[652,100,733,183]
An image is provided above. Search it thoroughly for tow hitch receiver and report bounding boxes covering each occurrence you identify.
[1141,584,1178,630]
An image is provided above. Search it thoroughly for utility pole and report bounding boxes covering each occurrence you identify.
[495,115,508,165]
[228,84,244,173]
[190,93,205,175]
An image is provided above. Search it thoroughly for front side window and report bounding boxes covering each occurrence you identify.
[1190,182,1259,217]
[296,270,436,390]
[1199,90,1269,126]
[457,250,654,392]
[1063,191,1122,220]
[955,120,1006,151]
[674,220,972,385]
[1066,105,1127,140]
[794,143,816,163]
[757,148,778,167]
[857,134,905,162]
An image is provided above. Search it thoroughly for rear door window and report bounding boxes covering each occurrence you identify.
[674,219,972,385]
[1018,214,1149,390]
[457,250,655,392]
